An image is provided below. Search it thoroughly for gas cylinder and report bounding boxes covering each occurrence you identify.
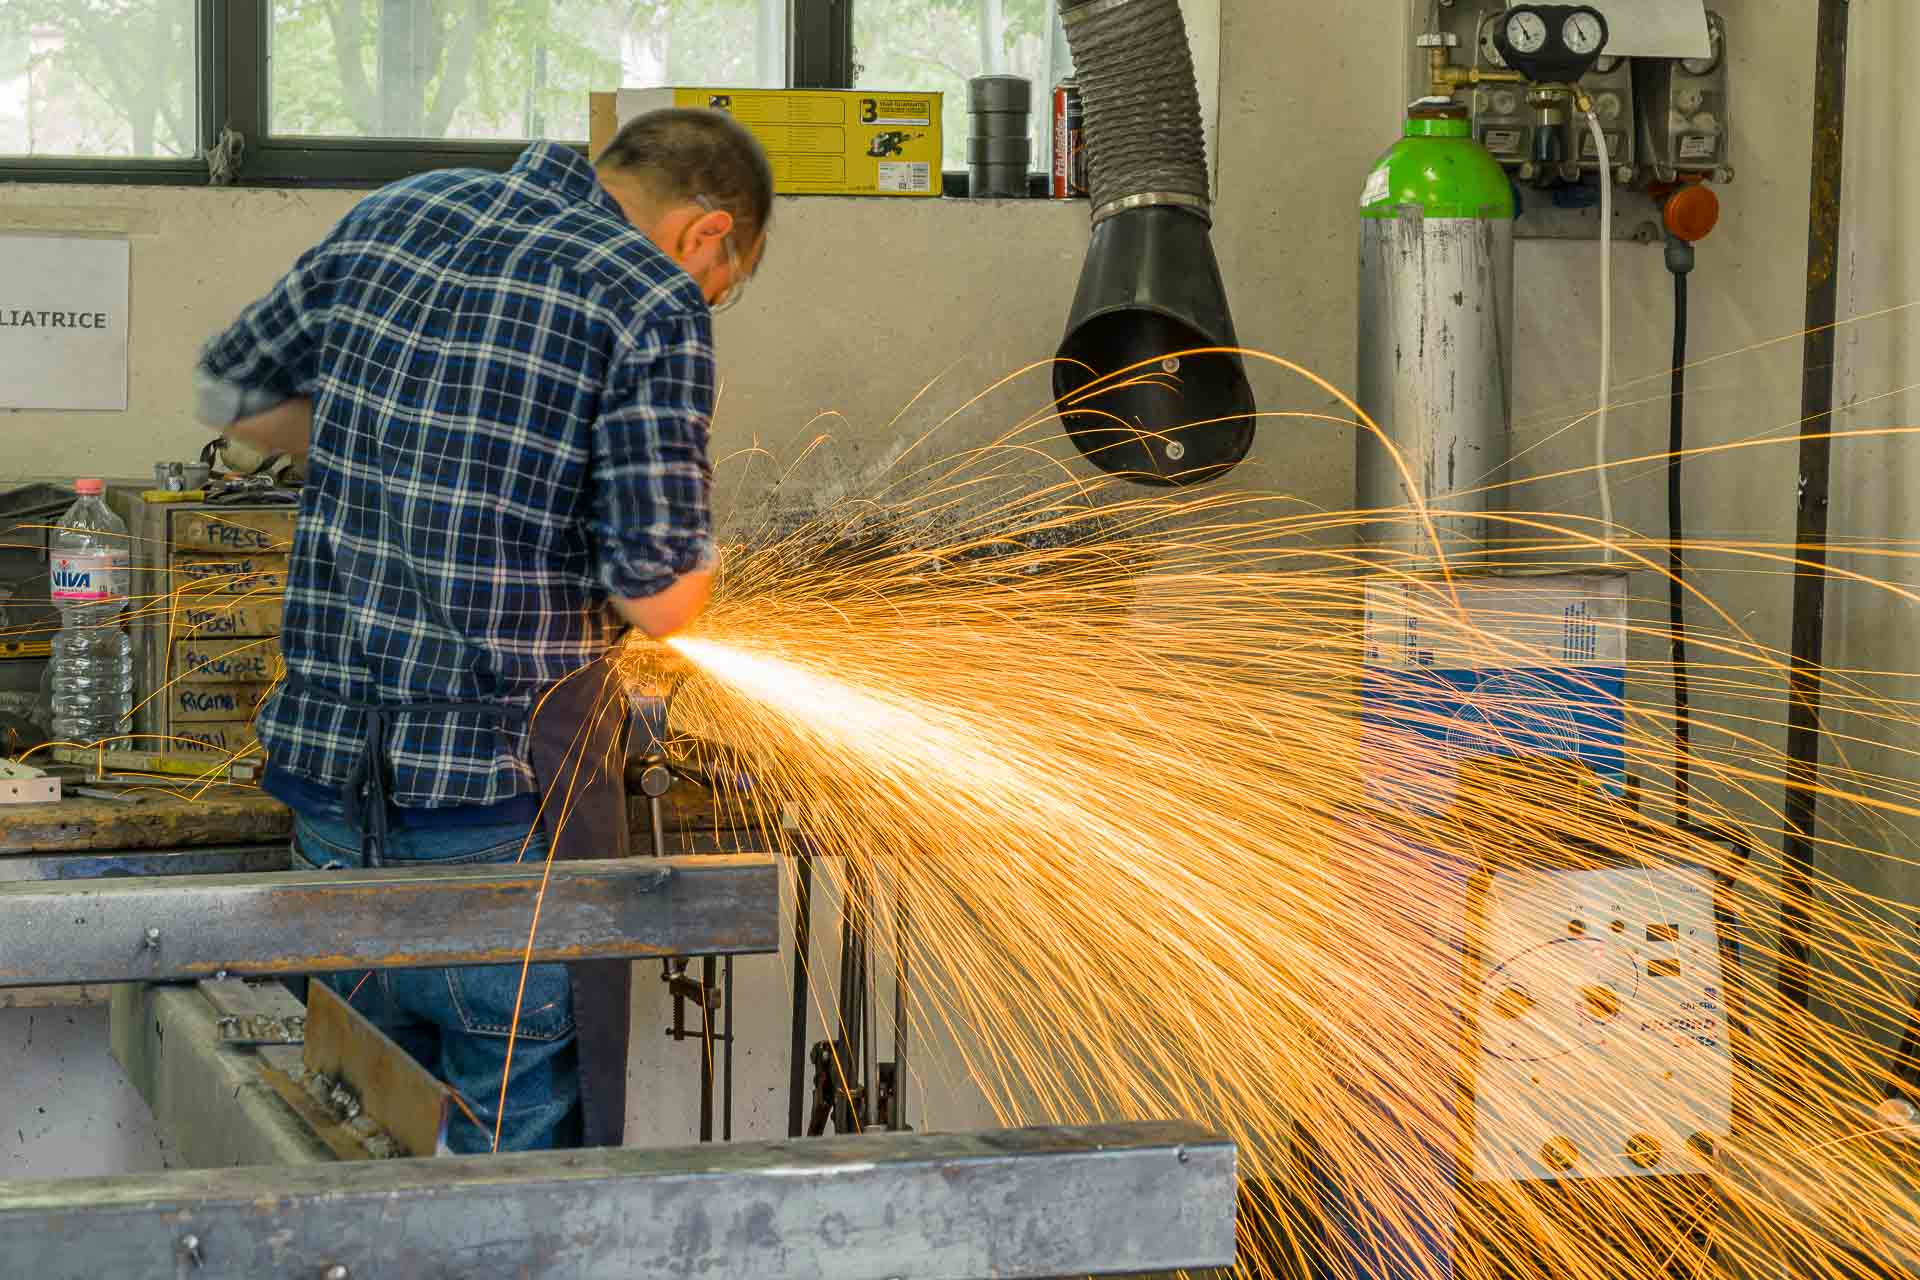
[1357,98,1516,559]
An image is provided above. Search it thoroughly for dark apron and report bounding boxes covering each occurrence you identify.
[288,658,633,1149]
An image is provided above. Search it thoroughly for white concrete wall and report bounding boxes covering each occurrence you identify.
[0,188,1094,489]
[1,0,1915,1150]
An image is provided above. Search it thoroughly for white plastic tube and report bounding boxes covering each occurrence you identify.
[1584,106,1615,560]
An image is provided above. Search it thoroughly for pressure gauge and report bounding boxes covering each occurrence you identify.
[1505,9,1549,54]
[1681,15,1724,75]
[1493,5,1610,84]
[1562,11,1605,56]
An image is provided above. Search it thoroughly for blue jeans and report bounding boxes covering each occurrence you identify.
[291,813,580,1154]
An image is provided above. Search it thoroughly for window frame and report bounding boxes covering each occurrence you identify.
[0,0,854,188]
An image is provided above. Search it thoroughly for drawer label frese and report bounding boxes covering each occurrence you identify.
[171,510,296,553]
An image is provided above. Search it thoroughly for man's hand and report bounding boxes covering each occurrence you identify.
[229,396,314,459]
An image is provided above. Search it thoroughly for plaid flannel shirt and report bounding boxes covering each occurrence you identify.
[199,143,714,809]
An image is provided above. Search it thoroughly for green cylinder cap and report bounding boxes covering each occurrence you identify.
[1359,102,1514,221]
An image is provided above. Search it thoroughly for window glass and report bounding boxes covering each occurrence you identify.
[268,0,787,142]
[0,0,198,159]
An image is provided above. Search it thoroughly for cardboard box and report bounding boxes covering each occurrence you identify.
[1360,571,1630,812]
[595,88,943,196]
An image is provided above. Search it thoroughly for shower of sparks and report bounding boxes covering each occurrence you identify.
[613,371,1920,1280]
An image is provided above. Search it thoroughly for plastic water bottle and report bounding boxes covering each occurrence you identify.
[48,479,133,744]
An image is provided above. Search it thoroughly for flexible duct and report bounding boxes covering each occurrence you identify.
[1054,0,1254,485]
[1062,0,1210,221]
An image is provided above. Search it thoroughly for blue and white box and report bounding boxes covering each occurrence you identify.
[1360,571,1629,812]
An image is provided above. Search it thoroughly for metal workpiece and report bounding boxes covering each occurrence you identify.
[0,1121,1237,1279]
[0,854,778,987]
[296,981,449,1159]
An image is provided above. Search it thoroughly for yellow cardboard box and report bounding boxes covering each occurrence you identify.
[594,88,943,197]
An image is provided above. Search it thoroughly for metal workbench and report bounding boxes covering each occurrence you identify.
[0,778,1242,1278]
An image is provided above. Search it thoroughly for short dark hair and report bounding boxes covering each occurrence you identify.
[596,108,774,245]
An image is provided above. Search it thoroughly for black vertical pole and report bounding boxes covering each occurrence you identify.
[892,891,909,1132]
[698,955,717,1142]
[1781,0,1852,1016]
[722,954,734,1142]
[788,840,814,1138]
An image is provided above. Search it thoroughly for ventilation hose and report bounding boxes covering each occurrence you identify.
[1061,0,1211,222]
[1053,0,1255,485]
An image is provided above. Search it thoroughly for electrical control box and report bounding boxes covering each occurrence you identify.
[1466,864,1732,1184]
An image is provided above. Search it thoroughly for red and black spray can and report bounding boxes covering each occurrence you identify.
[1051,77,1087,199]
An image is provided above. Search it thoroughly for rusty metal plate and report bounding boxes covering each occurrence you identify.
[302,981,448,1158]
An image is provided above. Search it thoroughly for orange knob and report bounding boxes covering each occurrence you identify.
[1664,184,1721,242]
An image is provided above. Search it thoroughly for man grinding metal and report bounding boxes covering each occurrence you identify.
[192,110,772,1152]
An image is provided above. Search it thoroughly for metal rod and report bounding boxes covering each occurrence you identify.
[1781,0,1852,1016]
[893,891,909,1132]
[788,839,814,1138]
[835,863,868,1134]
[699,954,717,1143]
[0,1122,1239,1280]
[722,954,735,1142]
[648,795,667,859]
[0,856,778,987]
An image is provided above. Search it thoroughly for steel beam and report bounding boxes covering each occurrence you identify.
[0,854,777,987]
[0,1121,1236,1279]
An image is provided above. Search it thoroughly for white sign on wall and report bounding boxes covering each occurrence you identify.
[0,234,130,412]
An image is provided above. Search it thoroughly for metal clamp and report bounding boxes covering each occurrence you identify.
[1091,190,1212,225]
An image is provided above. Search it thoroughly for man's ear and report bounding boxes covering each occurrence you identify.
[688,206,734,252]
